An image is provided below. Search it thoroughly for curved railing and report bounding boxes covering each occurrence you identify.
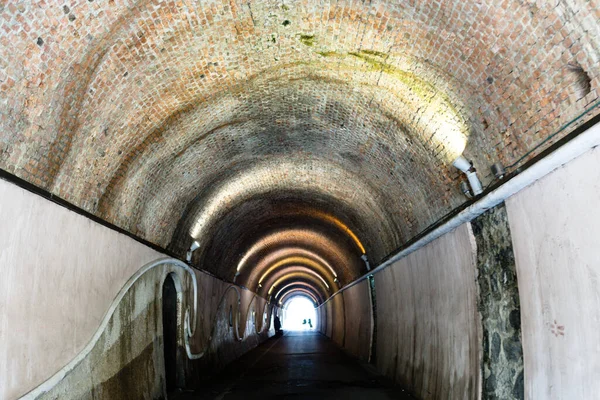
[22,257,273,398]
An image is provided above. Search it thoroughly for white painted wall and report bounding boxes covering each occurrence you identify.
[506,145,600,400]
[0,179,275,400]
[374,224,481,399]
[0,179,162,399]
[340,280,372,362]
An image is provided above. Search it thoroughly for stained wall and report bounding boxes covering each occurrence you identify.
[506,144,600,399]
[319,224,481,399]
[0,177,160,399]
[340,280,373,363]
[374,224,480,399]
[0,177,273,399]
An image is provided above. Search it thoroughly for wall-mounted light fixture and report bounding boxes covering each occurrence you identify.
[491,162,506,180]
[186,240,200,262]
[459,181,473,199]
[453,155,483,196]
[361,254,371,271]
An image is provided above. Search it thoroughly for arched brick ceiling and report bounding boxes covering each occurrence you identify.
[276,283,324,305]
[242,245,346,290]
[1,1,599,296]
[194,211,365,284]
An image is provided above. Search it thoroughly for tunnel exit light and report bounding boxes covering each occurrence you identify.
[282,296,317,332]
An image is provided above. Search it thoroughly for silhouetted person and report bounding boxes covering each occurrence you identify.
[303,318,307,325]
[274,315,282,335]
[308,318,312,328]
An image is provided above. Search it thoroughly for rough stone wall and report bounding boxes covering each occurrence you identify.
[471,203,524,400]
[367,275,378,365]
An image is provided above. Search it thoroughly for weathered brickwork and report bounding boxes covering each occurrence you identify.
[471,203,524,400]
[1,1,599,282]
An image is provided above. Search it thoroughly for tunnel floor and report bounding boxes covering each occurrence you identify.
[172,331,414,399]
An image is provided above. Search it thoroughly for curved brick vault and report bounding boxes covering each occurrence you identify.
[1,0,599,300]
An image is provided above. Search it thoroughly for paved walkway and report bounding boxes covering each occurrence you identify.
[172,330,414,399]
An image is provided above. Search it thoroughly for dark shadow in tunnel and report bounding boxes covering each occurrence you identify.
[162,274,178,394]
[168,194,374,282]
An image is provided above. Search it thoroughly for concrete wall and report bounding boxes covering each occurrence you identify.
[36,265,181,400]
[506,145,600,399]
[317,133,600,400]
[319,224,481,399]
[184,284,273,381]
[31,262,274,399]
[0,178,161,399]
[317,279,373,363]
[374,224,481,399]
[0,178,273,399]
[339,280,372,363]
[330,294,346,348]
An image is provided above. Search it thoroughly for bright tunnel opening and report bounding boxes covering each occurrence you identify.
[282,296,317,332]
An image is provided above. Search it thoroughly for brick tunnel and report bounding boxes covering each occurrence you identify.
[1,1,600,399]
